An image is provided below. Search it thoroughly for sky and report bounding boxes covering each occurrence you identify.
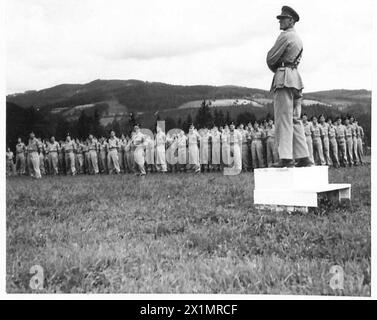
[5,0,373,94]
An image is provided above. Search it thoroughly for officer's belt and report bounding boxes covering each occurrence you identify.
[278,62,298,69]
[16,151,24,154]
[65,149,74,153]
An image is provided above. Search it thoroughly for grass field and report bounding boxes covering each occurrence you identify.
[6,163,371,295]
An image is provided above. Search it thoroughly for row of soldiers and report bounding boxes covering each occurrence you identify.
[6,115,365,178]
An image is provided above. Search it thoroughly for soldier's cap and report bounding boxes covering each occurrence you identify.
[277,6,300,22]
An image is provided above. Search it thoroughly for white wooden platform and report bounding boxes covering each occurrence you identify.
[253,166,351,212]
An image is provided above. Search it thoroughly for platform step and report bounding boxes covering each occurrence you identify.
[254,183,351,207]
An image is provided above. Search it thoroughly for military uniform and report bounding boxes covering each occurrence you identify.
[251,128,265,169]
[199,131,210,172]
[311,123,325,165]
[265,124,278,167]
[15,142,26,175]
[228,129,243,171]
[27,138,41,179]
[319,122,331,165]
[47,141,60,175]
[64,139,76,175]
[99,140,108,173]
[107,137,121,174]
[335,124,348,166]
[328,124,339,167]
[266,24,309,162]
[88,139,99,174]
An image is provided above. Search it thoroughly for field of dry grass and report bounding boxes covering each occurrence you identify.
[6,163,371,295]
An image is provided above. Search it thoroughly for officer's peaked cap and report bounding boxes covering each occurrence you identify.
[277,6,300,22]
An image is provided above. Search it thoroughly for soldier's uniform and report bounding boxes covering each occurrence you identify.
[328,124,339,167]
[221,129,230,168]
[266,9,309,163]
[64,139,76,175]
[303,121,314,163]
[88,139,99,174]
[15,142,26,175]
[121,138,129,173]
[335,123,348,166]
[47,141,60,175]
[344,124,354,166]
[132,131,146,175]
[58,142,66,175]
[265,124,278,167]
[155,131,167,172]
[319,122,331,165]
[251,128,265,169]
[27,137,41,179]
[75,142,84,174]
[107,137,121,174]
[311,123,325,165]
[82,143,90,174]
[126,137,135,173]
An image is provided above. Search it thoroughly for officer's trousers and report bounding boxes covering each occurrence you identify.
[273,88,309,160]
[88,150,99,174]
[28,151,41,179]
[312,138,325,165]
[48,152,59,175]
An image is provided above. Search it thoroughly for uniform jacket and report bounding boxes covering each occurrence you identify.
[267,27,304,92]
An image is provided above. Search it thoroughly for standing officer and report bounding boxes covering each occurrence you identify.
[187,124,201,173]
[98,137,108,174]
[266,6,312,167]
[311,116,325,165]
[64,134,76,175]
[344,117,354,167]
[47,136,60,175]
[27,132,42,179]
[15,138,26,175]
[238,124,250,172]
[319,114,331,165]
[228,122,242,173]
[327,118,340,168]
[335,117,348,167]
[302,114,314,163]
[132,125,147,176]
[107,130,121,174]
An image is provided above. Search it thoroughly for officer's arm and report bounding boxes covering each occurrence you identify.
[266,33,288,72]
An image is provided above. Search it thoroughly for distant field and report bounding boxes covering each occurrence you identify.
[6,164,371,295]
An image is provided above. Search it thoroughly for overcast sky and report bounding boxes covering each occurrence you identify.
[5,0,373,94]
